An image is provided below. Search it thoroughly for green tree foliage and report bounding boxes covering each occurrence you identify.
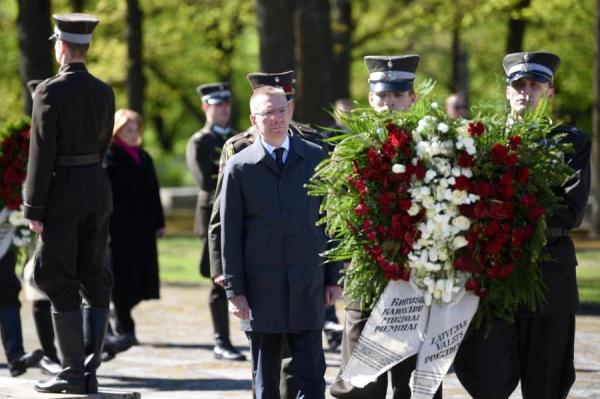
[0,0,594,185]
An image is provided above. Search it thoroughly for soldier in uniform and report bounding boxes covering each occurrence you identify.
[185,82,245,361]
[454,51,591,399]
[23,13,115,394]
[330,55,442,399]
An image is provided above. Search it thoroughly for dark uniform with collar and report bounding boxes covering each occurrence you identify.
[454,52,591,399]
[331,55,442,399]
[185,82,245,361]
[24,13,114,394]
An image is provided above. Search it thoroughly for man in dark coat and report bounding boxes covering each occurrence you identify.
[208,71,341,398]
[221,86,342,398]
[23,13,115,394]
[185,83,245,361]
[454,51,591,399]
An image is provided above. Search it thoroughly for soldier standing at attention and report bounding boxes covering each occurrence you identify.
[24,13,115,394]
[454,51,591,399]
[186,82,245,361]
[330,55,442,399]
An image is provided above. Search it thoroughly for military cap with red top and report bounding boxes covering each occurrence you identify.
[247,71,295,100]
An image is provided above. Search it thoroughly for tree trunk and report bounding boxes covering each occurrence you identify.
[256,0,295,72]
[293,0,334,126]
[505,0,531,54]
[126,0,145,115]
[16,0,55,115]
[591,0,600,236]
[71,0,85,12]
[331,0,352,100]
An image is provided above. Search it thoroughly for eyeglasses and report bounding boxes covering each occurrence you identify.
[254,107,288,119]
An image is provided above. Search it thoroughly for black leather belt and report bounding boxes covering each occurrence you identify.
[546,227,569,238]
[55,153,100,166]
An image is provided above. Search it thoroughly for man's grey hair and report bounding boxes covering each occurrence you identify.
[250,86,286,114]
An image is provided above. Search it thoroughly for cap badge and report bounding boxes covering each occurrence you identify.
[523,53,530,63]
[387,60,393,68]
[274,76,280,83]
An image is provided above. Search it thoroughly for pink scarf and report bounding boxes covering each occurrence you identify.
[114,136,141,166]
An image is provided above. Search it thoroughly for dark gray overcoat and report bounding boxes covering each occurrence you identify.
[221,134,340,333]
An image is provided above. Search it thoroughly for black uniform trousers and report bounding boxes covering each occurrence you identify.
[454,316,575,399]
[33,211,113,312]
[330,308,442,399]
[0,250,20,309]
[247,330,326,399]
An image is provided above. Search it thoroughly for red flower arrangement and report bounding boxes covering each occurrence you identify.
[347,123,424,281]
[0,119,31,210]
[454,120,571,324]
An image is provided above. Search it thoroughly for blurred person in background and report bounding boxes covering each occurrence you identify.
[103,109,165,354]
[186,82,245,361]
[445,93,468,119]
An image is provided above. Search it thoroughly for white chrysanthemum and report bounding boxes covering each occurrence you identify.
[425,169,437,183]
[437,122,449,133]
[8,211,27,227]
[392,163,406,174]
[422,196,435,209]
[431,102,439,109]
[452,236,469,249]
[452,215,471,230]
[450,190,468,205]
[407,203,420,216]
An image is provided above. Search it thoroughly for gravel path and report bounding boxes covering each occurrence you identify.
[2,284,599,398]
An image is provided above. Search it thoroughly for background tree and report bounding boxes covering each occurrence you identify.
[16,0,55,115]
[126,0,145,115]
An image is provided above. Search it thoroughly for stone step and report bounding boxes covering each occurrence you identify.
[0,377,140,399]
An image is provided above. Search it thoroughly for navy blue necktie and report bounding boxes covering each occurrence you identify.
[274,147,285,171]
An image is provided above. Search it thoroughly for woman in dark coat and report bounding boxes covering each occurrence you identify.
[104,109,165,348]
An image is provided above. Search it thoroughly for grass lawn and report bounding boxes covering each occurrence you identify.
[575,250,600,305]
[157,235,207,285]
[158,235,600,304]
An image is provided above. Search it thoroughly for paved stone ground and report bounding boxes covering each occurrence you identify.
[2,284,600,398]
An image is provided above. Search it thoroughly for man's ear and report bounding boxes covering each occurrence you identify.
[250,114,257,127]
[409,92,417,105]
[201,102,209,112]
[547,86,556,98]
[368,91,376,108]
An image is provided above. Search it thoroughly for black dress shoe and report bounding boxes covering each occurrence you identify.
[39,355,62,376]
[34,375,85,394]
[9,349,44,377]
[214,343,247,361]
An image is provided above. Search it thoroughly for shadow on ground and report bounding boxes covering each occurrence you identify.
[100,374,252,391]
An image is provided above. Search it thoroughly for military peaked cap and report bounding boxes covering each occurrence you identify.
[49,13,99,44]
[197,82,231,105]
[247,71,295,100]
[364,55,420,93]
[503,51,561,83]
